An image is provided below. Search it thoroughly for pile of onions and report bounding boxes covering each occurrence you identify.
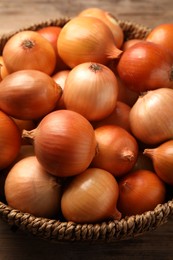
[144,140,173,186]
[63,62,119,121]
[57,16,122,68]
[22,110,97,177]
[129,88,173,145]
[117,169,166,216]
[78,7,124,48]
[91,125,138,177]
[0,70,62,120]
[4,156,62,218]
[61,167,121,223]
[3,30,56,75]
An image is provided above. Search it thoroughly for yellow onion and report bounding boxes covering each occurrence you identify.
[4,156,62,218]
[144,140,173,185]
[63,62,119,121]
[78,7,124,48]
[0,70,62,120]
[61,167,121,223]
[130,88,173,145]
[91,125,138,177]
[57,16,122,68]
[22,110,97,177]
[117,169,166,217]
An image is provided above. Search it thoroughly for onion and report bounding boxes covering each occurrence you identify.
[117,169,166,217]
[3,30,56,75]
[0,56,9,79]
[57,16,122,68]
[61,167,121,223]
[129,88,173,144]
[78,7,124,48]
[117,41,173,92]
[92,101,131,132]
[122,39,144,51]
[4,156,62,218]
[22,110,97,177]
[37,26,69,72]
[91,125,138,177]
[52,69,70,109]
[146,23,173,54]
[144,140,173,186]
[0,110,21,169]
[63,62,119,121]
[0,70,62,120]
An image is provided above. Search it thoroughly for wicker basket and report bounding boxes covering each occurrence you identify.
[0,17,173,242]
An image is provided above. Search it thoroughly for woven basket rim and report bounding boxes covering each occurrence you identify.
[0,17,172,242]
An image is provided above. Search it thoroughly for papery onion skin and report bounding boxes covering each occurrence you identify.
[63,62,119,121]
[91,125,138,177]
[4,156,62,218]
[0,70,62,120]
[129,88,173,145]
[57,16,122,68]
[117,169,166,217]
[61,167,121,223]
[78,7,124,48]
[144,140,173,186]
[23,110,97,177]
[117,41,173,92]
[3,30,56,75]
[0,110,21,169]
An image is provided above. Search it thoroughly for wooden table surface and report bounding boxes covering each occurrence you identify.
[1,0,173,259]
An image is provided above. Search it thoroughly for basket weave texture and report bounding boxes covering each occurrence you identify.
[0,17,173,242]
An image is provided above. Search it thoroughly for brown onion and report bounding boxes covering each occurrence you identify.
[91,125,138,177]
[117,169,166,217]
[130,88,173,144]
[57,16,122,68]
[0,110,21,169]
[117,41,173,92]
[63,62,119,121]
[78,7,124,48]
[92,101,131,132]
[61,167,121,223]
[144,140,173,185]
[4,156,62,218]
[0,70,62,120]
[22,110,97,177]
[3,30,56,75]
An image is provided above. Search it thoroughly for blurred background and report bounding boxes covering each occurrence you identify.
[1,0,173,35]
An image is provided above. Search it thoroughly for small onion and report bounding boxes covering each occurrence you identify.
[4,156,62,218]
[61,167,121,223]
[57,16,122,68]
[63,62,119,121]
[22,110,97,177]
[0,70,62,120]
[0,110,21,169]
[129,88,173,144]
[117,169,166,217]
[144,140,173,186]
[91,125,138,177]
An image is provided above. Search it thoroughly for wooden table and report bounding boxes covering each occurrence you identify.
[1,0,173,259]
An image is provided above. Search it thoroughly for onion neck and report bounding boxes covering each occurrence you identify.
[22,129,36,144]
[107,45,123,60]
